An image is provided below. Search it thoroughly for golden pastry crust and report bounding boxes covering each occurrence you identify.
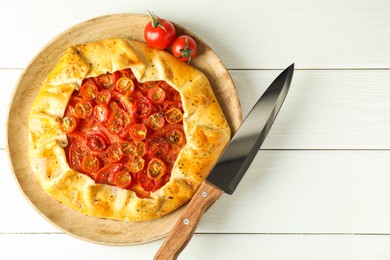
[28,38,231,221]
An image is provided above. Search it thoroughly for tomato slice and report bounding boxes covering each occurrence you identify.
[145,136,169,158]
[135,97,152,118]
[116,76,135,93]
[75,101,93,119]
[93,104,110,122]
[147,112,165,130]
[126,154,145,173]
[95,163,121,185]
[121,141,138,155]
[164,108,183,124]
[106,142,124,163]
[80,79,98,101]
[134,141,146,157]
[96,90,112,105]
[113,170,132,188]
[147,86,166,104]
[86,133,108,152]
[68,141,89,172]
[60,116,77,134]
[163,101,183,113]
[166,127,186,147]
[129,123,148,141]
[107,103,131,134]
[96,73,115,90]
[147,158,166,179]
[81,154,101,174]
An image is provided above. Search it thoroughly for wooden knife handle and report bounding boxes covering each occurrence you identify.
[154,181,224,260]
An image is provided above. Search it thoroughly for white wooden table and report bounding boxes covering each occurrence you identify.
[2,0,390,259]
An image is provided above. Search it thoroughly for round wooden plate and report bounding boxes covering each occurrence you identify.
[6,13,242,245]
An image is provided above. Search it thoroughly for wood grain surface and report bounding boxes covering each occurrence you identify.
[6,13,241,245]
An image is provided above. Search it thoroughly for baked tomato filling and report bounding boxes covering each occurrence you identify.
[61,69,186,198]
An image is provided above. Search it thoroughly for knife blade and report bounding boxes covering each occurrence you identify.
[154,63,294,260]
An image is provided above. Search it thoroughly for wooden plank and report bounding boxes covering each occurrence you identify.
[1,233,390,260]
[4,150,390,234]
[3,69,390,149]
[0,0,389,69]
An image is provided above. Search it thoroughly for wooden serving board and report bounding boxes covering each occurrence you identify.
[6,13,242,245]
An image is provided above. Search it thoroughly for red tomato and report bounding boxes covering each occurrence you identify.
[147,158,166,179]
[147,86,166,104]
[121,141,138,155]
[75,101,93,119]
[135,97,152,118]
[81,154,101,174]
[96,90,112,105]
[86,133,108,152]
[116,76,135,93]
[171,35,198,63]
[145,136,169,158]
[60,116,77,134]
[106,143,124,163]
[68,141,89,172]
[164,107,183,124]
[80,79,98,101]
[165,127,186,147]
[144,12,176,49]
[127,154,145,173]
[129,123,148,141]
[96,73,115,90]
[96,163,121,185]
[113,170,132,188]
[147,112,166,130]
[134,141,146,157]
[93,104,110,122]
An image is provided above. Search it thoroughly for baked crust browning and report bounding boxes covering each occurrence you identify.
[28,38,230,221]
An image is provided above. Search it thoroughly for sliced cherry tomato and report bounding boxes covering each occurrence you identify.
[171,35,198,63]
[147,112,165,130]
[129,123,148,141]
[116,76,135,93]
[80,79,98,101]
[96,73,114,90]
[60,116,77,134]
[163,101,183,113]
[147,86,166,104]
[135,97,152,118]
[145,136,169,158]
[166,127,186,147]
[81,154,101,174]
[126,154,145,173]
[93,104,109,122]
[144,12,176,50]
[134,141,146,157]
[113,170,132,188]
[137,171,156,191]
[75,101,93,119]
[96,90,112,105]
[164,108,183,124]
[147,158,166,179]
[68,141,89,172]
[106,142,124,163]
[121,141,138,155]
[107,103,131,134]
[86,133,108,152]
[95,163,121,185]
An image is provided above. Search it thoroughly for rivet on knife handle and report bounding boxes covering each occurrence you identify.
[154,181,223,260]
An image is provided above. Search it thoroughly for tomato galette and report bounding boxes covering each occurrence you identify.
[28,38,231,221]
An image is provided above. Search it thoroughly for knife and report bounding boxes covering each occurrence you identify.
[154,63,294,260]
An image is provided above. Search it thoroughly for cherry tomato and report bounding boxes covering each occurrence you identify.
[164,107,183,124]
[60,116,77,134]
[145,136,169,158]
[107,103,131,134]
[121,141,138,155]
[166,127,186,147]
[147,112,165,130]
[80,79,98,101]
[113,170,132,188]
[68,141,89,172]
[127,154,145,173]
[134,141,146,157]
[116,76,134,93]
[147,158,166,179]
[163,101,183,113]
[135,97,152,118]
[129,123,148,141]
[171,35,198,63]
[96,90,112,105]
[81,154,101,174]
[75,101,93,119]
[95,163,121,185]
[106,142,124,163]
[96,73,114,90]
[147,86,166,104]
[86,133,108,152]
[144,12,176,50]
[94,104,110,122]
